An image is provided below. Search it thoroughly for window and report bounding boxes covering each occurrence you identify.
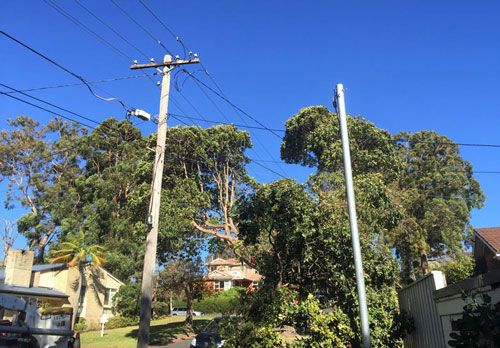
[104,288,117,307]
[214,281,225,291]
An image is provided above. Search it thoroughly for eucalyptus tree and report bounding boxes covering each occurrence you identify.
[280,105,483,280]
[0,116,84,262]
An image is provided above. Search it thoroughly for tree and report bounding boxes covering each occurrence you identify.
[1,219,18,260]
[239,178,406,347]
[49,230,107,326]
[393,131,484,279]
[280,106,483,280]
[157,256,206,329]
[157,125,254,264]
[0,116,84,262]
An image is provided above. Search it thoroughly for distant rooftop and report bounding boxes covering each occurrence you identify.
[475,227,500,254]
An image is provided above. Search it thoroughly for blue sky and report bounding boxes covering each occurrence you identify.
[1,1,499,252]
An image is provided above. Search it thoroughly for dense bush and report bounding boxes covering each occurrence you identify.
[440,254,475,285]
[153,301,170,318]
[105,316,139,329]
[114,282,141,317]
[448,292,500,347]
[193,287,243,315]
[74,318,87,332]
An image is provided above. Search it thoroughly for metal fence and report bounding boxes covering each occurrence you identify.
[398,271,447,348]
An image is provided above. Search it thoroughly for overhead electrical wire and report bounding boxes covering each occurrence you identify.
[128,0,288,176]
[4,73,159,94]
[73,0,151,59]
[109,0,174,56]
[0,29,131,111]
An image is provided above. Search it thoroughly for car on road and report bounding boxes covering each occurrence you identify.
[190,317,224,348]
[171,307,202,317]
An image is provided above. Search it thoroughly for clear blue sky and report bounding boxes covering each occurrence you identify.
[1,1,499,252]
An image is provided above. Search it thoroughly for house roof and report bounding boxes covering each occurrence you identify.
[475,227,500,255]
[0,284,68,299]
[31,263,124,286]
[206,258,241,266]
[32,263,66,272]
[206,269,262,282]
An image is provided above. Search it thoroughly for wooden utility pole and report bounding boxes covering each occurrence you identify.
[131,54,199,348]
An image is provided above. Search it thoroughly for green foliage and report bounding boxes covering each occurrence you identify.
[0,116,85,261]
[221,320,284,348]
[448,293,500,348]
[153,301,170,318]
[239,178,405,347]
[105,316,139,330]
[280,105,484,281]
[74,318,87,332]
[193,287,243,315]
[291,294,354,347]
[434,254,475,285]
[114,282,141,318]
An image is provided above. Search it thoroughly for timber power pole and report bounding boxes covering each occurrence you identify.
[334,84,372,348]
[131,54,199,348]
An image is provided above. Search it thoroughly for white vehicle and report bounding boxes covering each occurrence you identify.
[171,307,202,317]
[0,288,76,348]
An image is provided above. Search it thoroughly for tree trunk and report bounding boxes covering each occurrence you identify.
[185,285,193,330]
[420,252,429,276]
[73,266,84,329]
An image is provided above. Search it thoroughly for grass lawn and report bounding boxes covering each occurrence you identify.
[80,316,213,348]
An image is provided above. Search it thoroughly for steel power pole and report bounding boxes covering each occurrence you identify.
[131,54,199,348]
[335,83,372,348]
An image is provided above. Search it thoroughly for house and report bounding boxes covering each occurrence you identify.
[0,249,123,328]
[473,227,500,273]
[205,257,261,291]
[399,227,500,347]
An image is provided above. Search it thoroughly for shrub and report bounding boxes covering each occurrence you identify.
[448,292,500,347]
[153,301,170,318]
[114,282,141,317]
[105,316,139,329]
[193,287,243,315]
[74,318,87,332]
[435,254,475,285]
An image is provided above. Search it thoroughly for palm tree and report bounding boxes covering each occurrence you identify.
[49,231,107,327]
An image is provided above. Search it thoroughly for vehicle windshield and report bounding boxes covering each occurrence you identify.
[201,319,221,333]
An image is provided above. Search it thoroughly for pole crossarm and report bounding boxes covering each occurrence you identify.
[130,58,200,70]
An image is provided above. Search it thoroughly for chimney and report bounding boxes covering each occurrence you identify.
[4,249,34,287]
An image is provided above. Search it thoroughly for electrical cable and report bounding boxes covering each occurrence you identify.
[4,73,159,94]
[73,0,151,59]
[109,0,175,56]
[0,29,131,112]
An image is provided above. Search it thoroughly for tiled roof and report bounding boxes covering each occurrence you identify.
[475,227,500,254]
[206,258,240,266]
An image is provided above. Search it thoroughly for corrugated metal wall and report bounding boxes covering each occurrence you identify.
[398,271,447,348]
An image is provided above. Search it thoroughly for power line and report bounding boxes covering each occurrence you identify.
[4,73,159,94]
[0,82,101,127]
[73,0,151,59]
[0,91,95,129]
[109,0,175,56]
[169,113,285,132]
[43,0,130,60]
[0,29,131,111]
[182,70,283,139]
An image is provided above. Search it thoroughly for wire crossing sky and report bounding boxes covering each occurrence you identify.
[1,1,500,252]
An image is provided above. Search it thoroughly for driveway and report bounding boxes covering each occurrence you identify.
[154,337,192,347]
